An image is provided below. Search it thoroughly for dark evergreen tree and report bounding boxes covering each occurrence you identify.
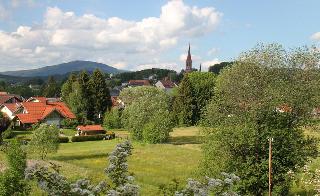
[61,73,77,104]
[42,76,60,97]
[78,71,94,122]
[173,75,194,126]
[90,69,112,123]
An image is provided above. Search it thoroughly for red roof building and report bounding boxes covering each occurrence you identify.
[14,100,76,127]
[0,93,23,105]
[76,125,106,135]
[128,80,151,87]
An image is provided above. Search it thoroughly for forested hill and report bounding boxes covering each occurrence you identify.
[1,60,124,77]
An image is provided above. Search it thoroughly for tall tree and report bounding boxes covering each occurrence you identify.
[78,71,94,121]
[173,75,194,126]
[187,72,216,124]
[61,73,77,104]
[90,69,112,123]
[42,76,60,97]
[200,44,320,195]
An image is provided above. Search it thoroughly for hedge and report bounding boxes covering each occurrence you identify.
[59,137,69,143]
[70,132,116,142]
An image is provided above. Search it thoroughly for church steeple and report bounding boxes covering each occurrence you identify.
[185,43,192,73]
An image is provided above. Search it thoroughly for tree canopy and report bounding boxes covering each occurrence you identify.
[201,44,320,195]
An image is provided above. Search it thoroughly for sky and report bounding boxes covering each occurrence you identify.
[0,0,319,72]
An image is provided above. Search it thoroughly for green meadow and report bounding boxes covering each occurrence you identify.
[1,127,202,195]
[1,126,319,195]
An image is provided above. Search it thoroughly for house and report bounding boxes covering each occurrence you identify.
[111,96,125,109]
[76,125,106,136]
[128,80,151,87]
[0,92,23,105]
[155,78,177,93]
[0,103,22,120]
[0,97,76,128]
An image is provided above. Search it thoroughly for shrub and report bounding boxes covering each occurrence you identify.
[71,134,106,142]
[2,128,14,139]
[121,86,173,143]
[28,124,60,160]
[142,111,173,144]
[60,119,79,129]
[59,137,69,143]
[0,140,30,195]
[103,108,123,129]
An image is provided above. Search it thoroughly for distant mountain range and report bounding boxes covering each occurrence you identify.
[1,60,125,77]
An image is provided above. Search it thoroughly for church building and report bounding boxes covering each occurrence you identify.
[185,43,193,73]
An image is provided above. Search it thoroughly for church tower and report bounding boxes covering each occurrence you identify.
[185,43,192,73]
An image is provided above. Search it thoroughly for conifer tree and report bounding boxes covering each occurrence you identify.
[78,71,94,121]
[90,69,112,123]
[61,73,77,104]
[173,75,194,126]
[42,76,60,97]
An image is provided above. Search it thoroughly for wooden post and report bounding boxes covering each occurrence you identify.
[269,137,273,196]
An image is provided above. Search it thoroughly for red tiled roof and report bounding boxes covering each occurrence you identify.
[160,80,176,88]
[77,125,104,131]
[16,101,76,124]
[2,103,21,113]
[16,113,39,124]
[128,80,151,86]
[0,94,22,105]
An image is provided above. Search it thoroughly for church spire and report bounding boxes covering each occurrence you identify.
[186,43,192,73]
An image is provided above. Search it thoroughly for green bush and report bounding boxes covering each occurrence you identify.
[71,134,106,142]
[0,140,30,195]
[61,119,79,129]
[59,136,69,143]
[2,128,14,139]
[103,108,123,129]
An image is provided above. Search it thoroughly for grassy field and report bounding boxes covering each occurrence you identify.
[1,127,202,195]
[1,126,319,195]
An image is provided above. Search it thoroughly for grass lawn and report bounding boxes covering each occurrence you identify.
[1,127,202,195]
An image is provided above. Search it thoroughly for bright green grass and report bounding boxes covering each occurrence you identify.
[0,127,201,195]
[59,128,77,137]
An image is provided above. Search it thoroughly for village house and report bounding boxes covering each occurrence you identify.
[76,125,106,136]
[128,80,151,87]
[0,96,76,128]
[0,92,23,105]
[155,78,177,93]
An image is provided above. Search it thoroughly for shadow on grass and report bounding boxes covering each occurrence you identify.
[168,136,203,145]
[51,153,108,161]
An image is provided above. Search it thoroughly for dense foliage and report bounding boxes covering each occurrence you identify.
[121,86,174,143]
[173,72,216,126]
[201,44,320,195]
[104,107,123,129]
[114,68,178,82]
[61,69,112,123]
[0,140,30,195]
[208,62,233,74]
[28,124,60,160]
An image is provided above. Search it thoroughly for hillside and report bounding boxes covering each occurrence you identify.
[1,60,124,77]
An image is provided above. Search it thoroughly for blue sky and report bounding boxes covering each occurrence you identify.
[0,0,319,72]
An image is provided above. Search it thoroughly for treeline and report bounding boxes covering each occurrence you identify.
[0,76,62,98]
[113,68,180,82]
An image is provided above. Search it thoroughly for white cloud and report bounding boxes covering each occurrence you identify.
[0,0,222,71]
[207,47,219,56]
[311,32,320,41]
